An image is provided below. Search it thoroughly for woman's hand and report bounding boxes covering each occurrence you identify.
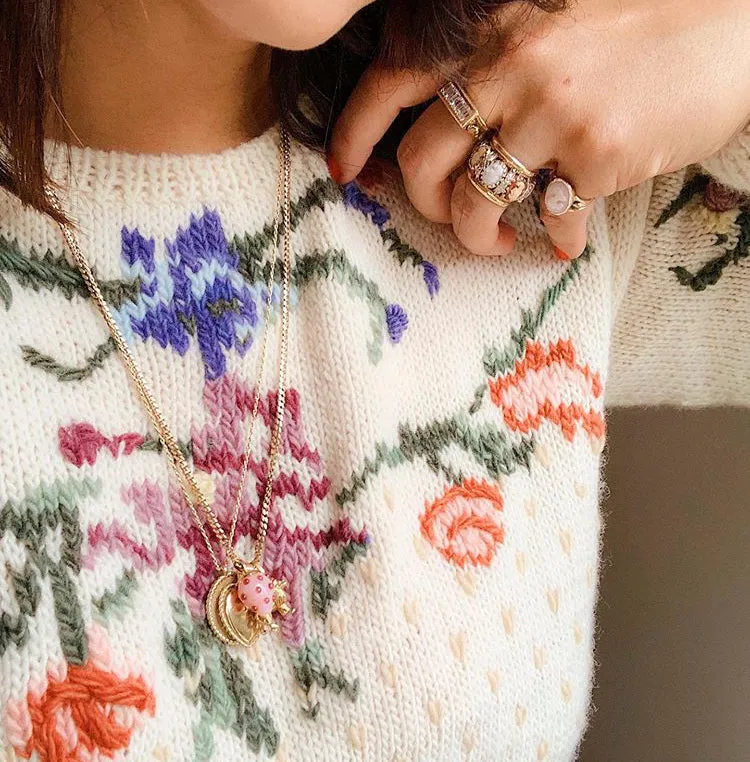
[329,0,750,258]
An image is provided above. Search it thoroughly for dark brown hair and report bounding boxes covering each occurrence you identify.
[0,0,564,220]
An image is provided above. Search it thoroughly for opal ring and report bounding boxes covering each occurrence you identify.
[543,177,593,216]
[466,132,537,207]
[438,81,488,139]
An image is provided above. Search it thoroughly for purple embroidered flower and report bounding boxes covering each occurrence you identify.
[120,228,190,354]
[118,209,261,380]
[385,303,408,343]
[421,260,440,297]
[342,182,391,229]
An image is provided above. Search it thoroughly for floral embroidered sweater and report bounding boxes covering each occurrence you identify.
[0,126,748,762]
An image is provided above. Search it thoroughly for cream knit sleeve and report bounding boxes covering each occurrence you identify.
[699,123,750,194]
[606,141,750,407]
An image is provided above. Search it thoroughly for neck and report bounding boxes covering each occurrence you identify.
[53,1,274,154]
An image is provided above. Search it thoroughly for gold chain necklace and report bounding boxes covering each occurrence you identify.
[47,127,295,647]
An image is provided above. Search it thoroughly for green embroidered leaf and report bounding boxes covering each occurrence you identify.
[0,272,11,309]
[92,569,138,619]
[291,638,359,719]
[10,562,41,617]
[655,173,710,228]
[0,563,40,654]
[164,600,202,677]
[165,601,279,754]
[192,711,215,762]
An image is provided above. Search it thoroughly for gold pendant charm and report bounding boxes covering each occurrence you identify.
[205,565,291,647]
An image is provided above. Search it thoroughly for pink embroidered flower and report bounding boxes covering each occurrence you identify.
[71,374,369,649]
[420,479,505,568]
[703,178,744,212]
[59,422,145,467]
[488,339,605,442]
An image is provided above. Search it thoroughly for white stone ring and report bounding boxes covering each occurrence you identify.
[543,177,593,216]
[466,133,538,207]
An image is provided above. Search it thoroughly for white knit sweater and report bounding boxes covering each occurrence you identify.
[0,126,748,762]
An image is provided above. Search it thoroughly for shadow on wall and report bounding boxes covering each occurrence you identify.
[580,408,750,762]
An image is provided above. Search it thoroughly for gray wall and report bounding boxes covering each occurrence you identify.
[580,408,750,762]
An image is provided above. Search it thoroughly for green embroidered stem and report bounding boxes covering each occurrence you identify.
[20,337,117,382]
[192,712,215,762]
[467,383,488,416]
[135,434,192,461]
[336,413,534,508]
[291,639,359,720]
[380,228,427,269]
[0,234,139,309]
[669,207,750,291]
[230,177,342,280]
[655,173,710,228]
[481,248,591,381]
[295,249,390,362]
[231,245,397,364]
[311,541,369,620]
[47,559,87,665]
[218,640,279,753]
[93,569,138,620]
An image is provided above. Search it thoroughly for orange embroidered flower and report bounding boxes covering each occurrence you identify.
[16,663,155,762]
[420,479,505,568]
[488,339,605,442]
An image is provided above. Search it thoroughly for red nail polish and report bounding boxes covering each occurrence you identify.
[326,154,343,184]
[553,246,571,261]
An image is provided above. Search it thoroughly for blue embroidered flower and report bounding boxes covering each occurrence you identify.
[117,209,266,379]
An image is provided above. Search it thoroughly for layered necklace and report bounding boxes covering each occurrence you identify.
[47,127,295,648]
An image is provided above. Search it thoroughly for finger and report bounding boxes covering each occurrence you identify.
[330,66,440,183]
[397,100,478,223]
[493,116,555,176]
[450,173,517,256]
[540,204,593,260]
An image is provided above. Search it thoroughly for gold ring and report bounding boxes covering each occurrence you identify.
[466,132,537,207]
[438,81,488,139]
[489,135,536,181]
[543,177,593,216]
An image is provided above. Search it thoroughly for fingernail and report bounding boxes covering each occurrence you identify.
[326,154,343,184]
[553,246,571,261]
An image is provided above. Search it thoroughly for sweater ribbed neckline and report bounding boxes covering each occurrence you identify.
[43,125,285,208]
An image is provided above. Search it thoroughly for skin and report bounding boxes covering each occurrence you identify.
[55,0,370,153]
[330,0,750,259]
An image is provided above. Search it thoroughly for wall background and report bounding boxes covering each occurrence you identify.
[579,408,750,762]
